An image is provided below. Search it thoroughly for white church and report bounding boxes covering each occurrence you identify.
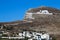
[25,10,53,19]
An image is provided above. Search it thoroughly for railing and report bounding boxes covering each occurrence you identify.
[1,37,24,39]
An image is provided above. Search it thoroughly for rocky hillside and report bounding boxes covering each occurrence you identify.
[0,6,60,40]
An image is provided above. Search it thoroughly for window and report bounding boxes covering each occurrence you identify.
[41,39,46,40]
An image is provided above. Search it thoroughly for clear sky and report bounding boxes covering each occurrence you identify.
[0,0,60,22]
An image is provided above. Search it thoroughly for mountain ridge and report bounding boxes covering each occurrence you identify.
[27,6,60,13]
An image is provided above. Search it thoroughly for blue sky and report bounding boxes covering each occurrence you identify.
[0,0,60,22]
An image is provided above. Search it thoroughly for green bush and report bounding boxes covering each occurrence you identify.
[52,36,56,40]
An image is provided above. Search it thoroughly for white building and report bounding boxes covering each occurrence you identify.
[19,33,23,37]
[19,31,50,40]
[32,32,50,40]
[41,33,50,40]
[37,10,53,15]
[19,31,32,38]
